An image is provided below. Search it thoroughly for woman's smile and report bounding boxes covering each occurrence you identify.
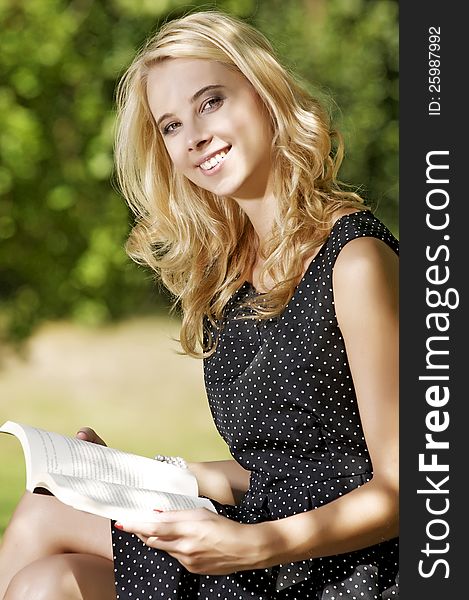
[197,145,232,174]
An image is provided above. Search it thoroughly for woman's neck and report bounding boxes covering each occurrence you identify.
[233,189,277,248]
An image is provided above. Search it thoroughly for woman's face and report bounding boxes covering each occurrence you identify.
[146,58,274,200]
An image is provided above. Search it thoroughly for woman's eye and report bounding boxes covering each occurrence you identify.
[162,122,180,135]
[201,96,224,112]
[161,97,224,135]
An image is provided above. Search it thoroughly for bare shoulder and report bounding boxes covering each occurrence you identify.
[333,236,399,314]
[334,235,398,277]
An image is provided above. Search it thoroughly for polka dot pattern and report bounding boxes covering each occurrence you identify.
[112,210,399,599]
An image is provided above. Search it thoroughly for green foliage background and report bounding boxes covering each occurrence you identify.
[0,0,398,342]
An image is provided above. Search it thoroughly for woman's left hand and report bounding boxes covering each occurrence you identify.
[114,508,269,575]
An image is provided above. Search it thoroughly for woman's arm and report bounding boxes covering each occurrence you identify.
[255,236,399,565]
[187,460,251,505]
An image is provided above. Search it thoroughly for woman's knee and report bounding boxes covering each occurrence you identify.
[4,554,116,600]
[4,554,77,600]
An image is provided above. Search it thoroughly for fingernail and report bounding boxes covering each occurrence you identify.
[153,509,164,513]
[114,522,124,529]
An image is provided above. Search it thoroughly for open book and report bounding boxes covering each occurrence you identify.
[0,420,216,522]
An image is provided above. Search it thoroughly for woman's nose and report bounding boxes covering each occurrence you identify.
[186,125,212,152]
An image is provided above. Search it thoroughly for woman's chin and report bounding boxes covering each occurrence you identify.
[197,178,244,199]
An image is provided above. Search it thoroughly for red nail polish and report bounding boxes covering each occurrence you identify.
[153,509,164,513]
[114,522,123,529]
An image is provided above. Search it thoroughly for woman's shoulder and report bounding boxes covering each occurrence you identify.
[299,208,395,281]
[324,208,399,297]
[332,212,399,297]
[329,208,399,256]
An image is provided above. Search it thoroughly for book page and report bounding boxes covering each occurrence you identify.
[0,421,198,497]
[0,421,58,490]
[43,473,217,521]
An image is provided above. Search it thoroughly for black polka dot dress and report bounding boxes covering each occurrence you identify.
[112,210,399,599]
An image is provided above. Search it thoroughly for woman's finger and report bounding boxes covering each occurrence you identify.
[114,518,191,539]
[75,427,107,446]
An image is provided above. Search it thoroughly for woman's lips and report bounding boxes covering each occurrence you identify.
[197,146,232,175]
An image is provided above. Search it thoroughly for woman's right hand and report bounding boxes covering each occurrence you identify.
[75,427,107,446]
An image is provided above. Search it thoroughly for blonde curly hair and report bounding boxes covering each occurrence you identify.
[114,10,365,358]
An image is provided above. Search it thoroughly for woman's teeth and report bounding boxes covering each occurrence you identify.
[199,148,230,171]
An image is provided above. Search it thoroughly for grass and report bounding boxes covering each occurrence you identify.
[0,316,231,537]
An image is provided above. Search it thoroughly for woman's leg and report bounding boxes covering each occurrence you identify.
[3,554,115,600]
[0,491,114,599]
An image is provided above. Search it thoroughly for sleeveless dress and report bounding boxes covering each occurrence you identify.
[112,210,399,600]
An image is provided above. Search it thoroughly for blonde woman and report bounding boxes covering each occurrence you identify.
[0,10,399,600]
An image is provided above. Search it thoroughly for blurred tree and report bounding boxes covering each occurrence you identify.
[253,0,398,227]
[0,0,398,343]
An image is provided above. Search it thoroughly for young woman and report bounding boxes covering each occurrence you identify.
[0,10,399,600]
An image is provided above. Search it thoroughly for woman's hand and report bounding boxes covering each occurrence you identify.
[75,427,107,446]
[114,508,270,575]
